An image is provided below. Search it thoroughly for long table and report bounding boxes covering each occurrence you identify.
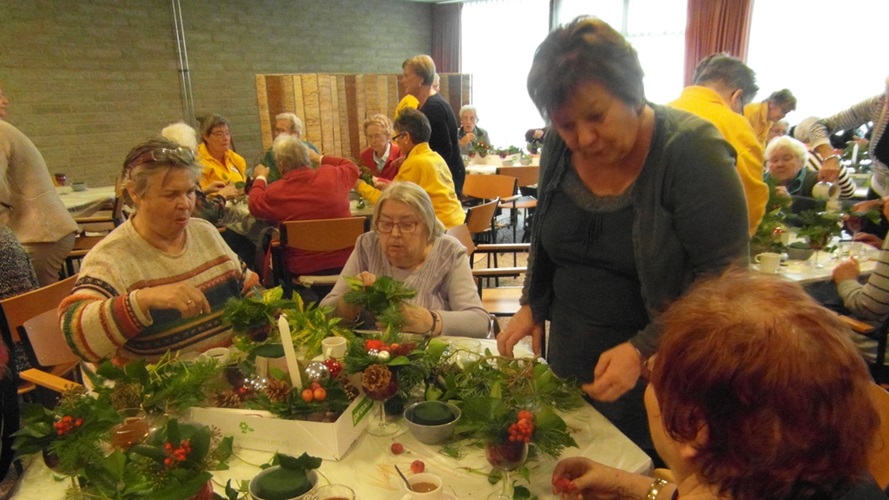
[12,338,652,499]
[754,241,880,285]
[56,185,116,218]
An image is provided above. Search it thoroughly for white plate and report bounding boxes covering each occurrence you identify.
[401,493,456,500]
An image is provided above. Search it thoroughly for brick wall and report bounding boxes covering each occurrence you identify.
[0,0,432,187]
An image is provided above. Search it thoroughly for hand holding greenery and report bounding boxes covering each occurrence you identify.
[343,275,416,333]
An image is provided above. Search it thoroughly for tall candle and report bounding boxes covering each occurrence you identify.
[277,313,303,390]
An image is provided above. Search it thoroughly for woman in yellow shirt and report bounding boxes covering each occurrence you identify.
[196,113,246,200]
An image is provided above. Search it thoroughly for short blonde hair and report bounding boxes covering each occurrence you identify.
[363,114,392,136]
[402,55,436,86]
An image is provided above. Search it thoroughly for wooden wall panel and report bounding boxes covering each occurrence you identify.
[256,73,471,161]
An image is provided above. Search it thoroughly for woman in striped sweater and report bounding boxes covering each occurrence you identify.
[59,137,258,363]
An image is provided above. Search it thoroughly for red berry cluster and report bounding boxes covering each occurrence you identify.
[163,439,192,467]
[53,415,83,436]
[364,339,415,357]
[508,410,535,443]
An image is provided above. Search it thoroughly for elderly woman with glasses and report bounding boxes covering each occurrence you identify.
[196,113,246,200]
[59,137,258,363]
[321,182,488,338]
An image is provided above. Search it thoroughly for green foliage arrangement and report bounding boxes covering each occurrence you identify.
[751,179,793,255]
[343,275,417,333]
[797,210,844,251]
[223,286,297,336]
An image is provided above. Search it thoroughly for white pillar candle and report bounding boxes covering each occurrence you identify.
[277,313,303,390]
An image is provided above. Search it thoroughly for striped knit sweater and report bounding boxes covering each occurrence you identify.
[59,218,257,362]
[837,236,889,321]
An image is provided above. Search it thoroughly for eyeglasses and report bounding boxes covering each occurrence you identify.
[211,130,231,138]
[127,146,195,171]
[392,132,405,141]
[376,219,419,234]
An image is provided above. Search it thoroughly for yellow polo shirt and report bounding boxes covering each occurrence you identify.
[196,142,247,190]
[743,101,771,147]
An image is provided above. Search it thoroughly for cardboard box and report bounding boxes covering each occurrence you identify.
[187,393,373,461]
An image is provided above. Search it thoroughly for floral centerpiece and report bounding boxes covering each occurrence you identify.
[469,139,492,158]
[13,387,232,499]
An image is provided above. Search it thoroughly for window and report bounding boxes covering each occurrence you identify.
[746,0,889,124]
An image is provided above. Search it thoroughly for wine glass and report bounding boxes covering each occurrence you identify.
[109,408,149,449]
[364,375,399,437]
[485,440,528,499]
[807,234,830,269]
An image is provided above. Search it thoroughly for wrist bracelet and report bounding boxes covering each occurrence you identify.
[647,478,669,500]
[424,310,438,336]
[821,154,841,163]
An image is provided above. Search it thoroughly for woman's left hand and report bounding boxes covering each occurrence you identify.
[833,257,860,284]
[582,342,642,402]
[400,304,435,334]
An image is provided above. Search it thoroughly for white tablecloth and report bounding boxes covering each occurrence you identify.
[12,339,652,499]
[56,185,116,218]
[754,242,879,285]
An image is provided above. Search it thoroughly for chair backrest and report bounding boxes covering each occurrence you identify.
[498,166,540,188]
[279,217,366,252]
[446,224,476,258]
[0,275,77,344]
[868,383,889,490]
[21,309,80,367]
[463,174,516,201]
[465,198,499,236]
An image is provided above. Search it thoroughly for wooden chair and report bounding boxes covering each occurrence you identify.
[465,197,500,245]
[462,174,518,242]
[0,275,80,398]
[65,177,126,276]
[497,166,539,245]
[447,224,526,317]
[836,313,889,383]
[271,217,366,299]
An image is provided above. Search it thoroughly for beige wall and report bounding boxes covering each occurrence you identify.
[0,0,433,187]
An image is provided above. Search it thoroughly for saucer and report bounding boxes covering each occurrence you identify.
[401,493,457,500]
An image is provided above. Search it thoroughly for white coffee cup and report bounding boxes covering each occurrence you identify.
[755,252,781,273]
[322,336,347,360]
[405,473,443,500]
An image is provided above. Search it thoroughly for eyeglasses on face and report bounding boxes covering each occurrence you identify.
[376,219,419,234]
[392,132,405,141]
[210,129,231,138]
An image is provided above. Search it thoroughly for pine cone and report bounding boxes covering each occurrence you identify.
[264,378,291,403]
[214,389,243,408]
[362,364,396,400]
[341,380,360,401]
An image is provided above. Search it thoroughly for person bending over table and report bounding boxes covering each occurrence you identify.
[249,135,359,298]
[59,137,258,363]
[322,182,488,338]
[552,270,884,500]
[834,195,889,321]
[496,17,749,454]
[354,108,465,230]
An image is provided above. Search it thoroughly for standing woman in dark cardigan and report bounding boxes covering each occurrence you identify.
[496,17,749,455]
[401,55,465,196]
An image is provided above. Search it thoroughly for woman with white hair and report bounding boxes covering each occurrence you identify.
[764,135,818,199]
[322,181,489,338]
[457,105,491,155]
[253,112,320,184]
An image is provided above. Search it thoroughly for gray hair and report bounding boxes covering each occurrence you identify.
[692,53,759,107]
[161,121,198,152]
[121,136,200,207]
[372,182,444,242]
[765,135,808,165]
[459,105,478,121]
[272,134,311,173]
[276,112,303,137]
[393,108,431,144]
[198,113,231,141]
[792,116,820,143]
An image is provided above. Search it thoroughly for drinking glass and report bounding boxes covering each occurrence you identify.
[109,408,149,449]
[365,378,399,437]
[484,440,528,499]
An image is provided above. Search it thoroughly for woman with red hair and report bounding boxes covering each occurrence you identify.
[553,270,885,499]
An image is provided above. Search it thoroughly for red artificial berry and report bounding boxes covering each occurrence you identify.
[165,442,174,451]
[390,442,404,455]
[62,416,73,423]
[553,476,577,493]
[74,418,83,427]
[410,460,425,474]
